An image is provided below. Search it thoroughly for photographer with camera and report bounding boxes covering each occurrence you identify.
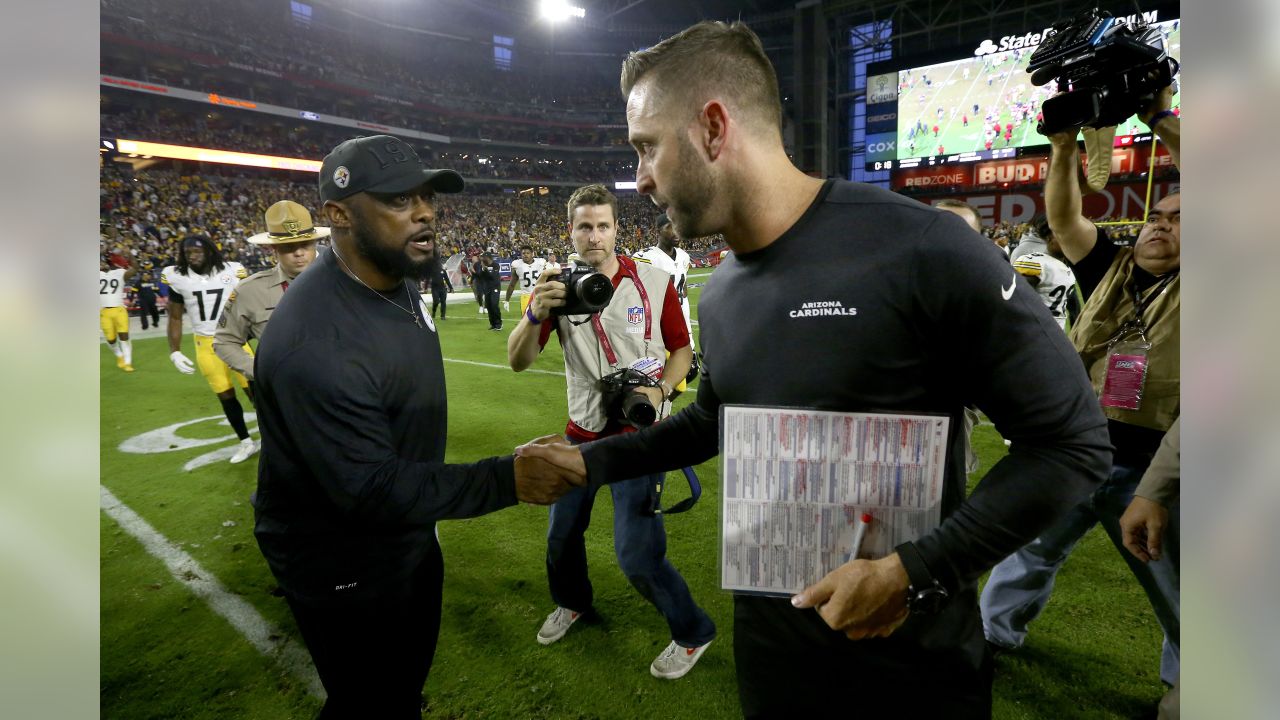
[507,183,716,680]
[980,83,1181,688]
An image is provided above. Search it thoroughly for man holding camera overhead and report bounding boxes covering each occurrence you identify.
[506,183,715,680]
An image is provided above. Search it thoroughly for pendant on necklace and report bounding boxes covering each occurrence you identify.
[413,316,422,328]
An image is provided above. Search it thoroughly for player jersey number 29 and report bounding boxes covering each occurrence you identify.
[100,277,121,295]
[1046,285,1067,315]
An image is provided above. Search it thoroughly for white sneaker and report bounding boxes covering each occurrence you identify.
[650,639,711,680]
[536,606,582,646]
[229,438,259,464]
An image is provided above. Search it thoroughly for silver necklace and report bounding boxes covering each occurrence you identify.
[332,247,422,328]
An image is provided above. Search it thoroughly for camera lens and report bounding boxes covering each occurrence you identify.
[622,392,657,427]
[578,273,614,311]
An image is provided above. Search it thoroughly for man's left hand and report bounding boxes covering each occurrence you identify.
[790,554,911,640]
[634,386,665,412]
[1120,495,1169,563]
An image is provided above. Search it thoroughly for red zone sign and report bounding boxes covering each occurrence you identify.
[892,144,1175,190]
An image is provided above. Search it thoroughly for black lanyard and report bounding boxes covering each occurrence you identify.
[1126,271,1177,332]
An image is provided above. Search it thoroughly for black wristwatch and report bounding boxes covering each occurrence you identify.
[894,541,950,616]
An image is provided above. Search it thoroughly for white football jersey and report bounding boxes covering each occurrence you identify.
[1012,252,1077,329]
[161,262,247,336]
[635,245,694,348]
[99,268,128,308]
[635,246,691,305]
[509,258,547,294]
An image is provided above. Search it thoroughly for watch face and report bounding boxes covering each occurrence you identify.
[911,586,949,615]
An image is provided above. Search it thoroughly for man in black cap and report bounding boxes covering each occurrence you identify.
[251,134,585,719]
[473,251,504,330]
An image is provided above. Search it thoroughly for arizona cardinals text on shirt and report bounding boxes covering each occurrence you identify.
[789,300,858,318]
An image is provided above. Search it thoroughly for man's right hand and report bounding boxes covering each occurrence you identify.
[513,434,587,504]
[170,351,195,374]
[527,267,567,322]
[1046,128,1080,149]
[516,436,586,478]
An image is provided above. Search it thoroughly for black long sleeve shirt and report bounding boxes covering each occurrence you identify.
[252,248,516,603]
[582,180,1111,604]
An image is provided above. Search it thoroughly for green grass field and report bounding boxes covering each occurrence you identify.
[101,275,1168,718]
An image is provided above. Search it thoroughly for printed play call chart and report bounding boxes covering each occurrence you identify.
[720,406,949,596]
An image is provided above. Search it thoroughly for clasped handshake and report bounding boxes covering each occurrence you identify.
[511,435,589,504]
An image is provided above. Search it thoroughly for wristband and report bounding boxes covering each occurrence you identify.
[525,306,541,325]
[1145,109,1176,129]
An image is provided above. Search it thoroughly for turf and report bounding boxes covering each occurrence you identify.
[100,277,1166,718]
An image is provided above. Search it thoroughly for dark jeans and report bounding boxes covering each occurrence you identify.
[980,458,1180,684]
[547,440,716,647]
[734,594,993,718]
[138,298,160,329]
[285,542,444,720]
[484,289,502,329]
[431,289,447,318]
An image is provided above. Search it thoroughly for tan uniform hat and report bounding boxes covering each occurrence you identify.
[248,201,331,245]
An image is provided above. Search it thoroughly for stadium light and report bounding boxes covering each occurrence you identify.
[114,139,322,172]
[540,0,584,21]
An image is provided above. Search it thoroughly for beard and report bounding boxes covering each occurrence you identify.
[352,221,438,281]
[663,135,719,239]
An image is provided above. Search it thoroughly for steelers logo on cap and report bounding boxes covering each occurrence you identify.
[333,166,350,189]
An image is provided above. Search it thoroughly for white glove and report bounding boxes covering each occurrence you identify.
[504,300,511,311]
[170,351,196,374]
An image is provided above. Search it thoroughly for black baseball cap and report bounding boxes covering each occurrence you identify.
[319,135,464,203]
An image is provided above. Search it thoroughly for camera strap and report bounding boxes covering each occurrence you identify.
[648,466,702,516]
[589,261,652,367]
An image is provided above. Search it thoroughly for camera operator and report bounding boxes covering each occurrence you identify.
[981,85,1181,687]
[506,183,716,680]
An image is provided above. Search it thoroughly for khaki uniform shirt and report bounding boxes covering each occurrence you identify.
[214,264,290,380]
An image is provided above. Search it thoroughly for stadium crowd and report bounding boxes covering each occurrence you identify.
[100,0,627,137]
[100,97,635,183]
[99,161,724,308]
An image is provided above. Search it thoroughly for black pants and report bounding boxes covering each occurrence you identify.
[285,545,445,720]
[733,594,993,718]
[138,298,160,329]
[431,289,447,318]
[484,289,502,329]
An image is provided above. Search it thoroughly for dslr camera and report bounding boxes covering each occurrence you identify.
[1027,9,1179,135]
[552,263,615,316]
[598,367,661,427]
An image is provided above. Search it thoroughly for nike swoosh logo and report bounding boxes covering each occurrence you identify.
[1001,273,1016,301]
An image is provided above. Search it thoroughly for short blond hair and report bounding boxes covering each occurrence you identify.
[566,184,618,225]
[620,21,782,134]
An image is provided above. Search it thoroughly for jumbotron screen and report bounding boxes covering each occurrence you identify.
[863,12,1180,171]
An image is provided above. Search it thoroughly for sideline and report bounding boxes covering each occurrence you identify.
[99,485,325,699]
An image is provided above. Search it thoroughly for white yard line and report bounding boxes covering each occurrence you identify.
[99,485,325,699]
[443,357,561,375]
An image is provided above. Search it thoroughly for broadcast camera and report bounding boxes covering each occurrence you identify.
[599,367,662,427]
[1027,9,1179,135]
[551,263,614,316]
